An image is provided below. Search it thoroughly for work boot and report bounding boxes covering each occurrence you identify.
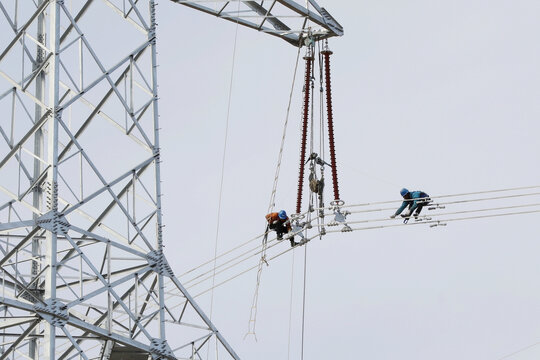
[277,234,283,240]
[290,238,297,247]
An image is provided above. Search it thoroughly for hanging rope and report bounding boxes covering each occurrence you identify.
[245,43,304,340]
[300,243,308,360]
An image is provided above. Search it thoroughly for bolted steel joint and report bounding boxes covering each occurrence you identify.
[146,250,175,278]
[34,299,69,327]
[150,338,175,359]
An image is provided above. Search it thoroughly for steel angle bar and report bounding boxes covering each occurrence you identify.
[21,51,52,93]
[57,269,154,360]
[256,0,278,30]
[0,220,34,232]
[63,234,154,341]
[133,174,157,206]
[58,58,81,93]
[22,31,50,55]
[60,327,90,360]
[0,268,45,305]
[58,4,155,150]
[78,95,152,151]
[68,225,148,258]
[172,333,211,353]
[129,211,155,244]
[132,60,153,94]
[125,0,150,30]
[0,109,50,170]
[169,276,240,359]
[57,264,147,290]
[0,70,48,110]
[59,0,95,44]
[65,316,153,355]
[64,265,150,309]
[58,33,83,55]
[0,319,40,360]
[0,317,37,330]
[126,97,153,135]
[130,275,158,333]
[171,0,300,45]
[57,120,154,249]
[14,90,39,125]
[0,129,33,182]
[0,200,15,213]
[0,87,15,101]
[61,155,155,216]
[59,40,151,113]
[0,0,49,63]
[57,169,82,202]
[0,184,40,215]
[102,0,148,33]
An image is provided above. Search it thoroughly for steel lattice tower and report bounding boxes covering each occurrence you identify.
[0,0,342,359]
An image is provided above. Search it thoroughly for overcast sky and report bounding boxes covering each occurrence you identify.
[154,1,540,359]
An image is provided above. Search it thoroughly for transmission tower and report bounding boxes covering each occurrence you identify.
[0,0,341,359]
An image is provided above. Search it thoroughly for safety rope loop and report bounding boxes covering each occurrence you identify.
[322,42,340,202]
[296,46,314,214]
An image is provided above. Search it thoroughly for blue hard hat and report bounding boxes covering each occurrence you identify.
[278,210,287,220]
[400,188,410,197]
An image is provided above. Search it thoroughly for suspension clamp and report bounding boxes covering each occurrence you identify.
[429,221,448,228]
[428,204,446,210]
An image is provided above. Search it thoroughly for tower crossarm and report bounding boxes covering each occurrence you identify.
[170,0,344,46]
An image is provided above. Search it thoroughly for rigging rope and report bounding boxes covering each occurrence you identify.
[301,243,308,360]
[287,247,296,360]
[245,43,304,340]
[208,2,241,357]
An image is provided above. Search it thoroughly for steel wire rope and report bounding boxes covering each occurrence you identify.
[335,185,540,210]
[179,207,314,280]
[178,189,540,281]
[329,203,540,227]
[245,42,304,340]
[341,191,540,216]
[176,190,540,290]
[179,195,540,290]
[286,246,296,360]
[194,233,320,299]
[188,209,540,299]
[496,340,540,360]
[180,202,540,295]
[324,209,540,233]
[207,1,241,358]
[187,228,306,290]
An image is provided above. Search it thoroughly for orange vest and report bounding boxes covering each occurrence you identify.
[265,212,291,231]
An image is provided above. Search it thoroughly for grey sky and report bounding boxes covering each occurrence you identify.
[154,1,540,359]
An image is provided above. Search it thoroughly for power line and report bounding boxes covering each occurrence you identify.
[184,208,540,297]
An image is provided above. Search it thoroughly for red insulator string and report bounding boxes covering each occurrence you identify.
[322,47,340,201]
[296,52,313,214]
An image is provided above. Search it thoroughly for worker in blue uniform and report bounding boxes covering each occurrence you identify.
[390,188,431,219]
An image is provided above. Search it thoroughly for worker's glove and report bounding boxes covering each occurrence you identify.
[389,214,396,219]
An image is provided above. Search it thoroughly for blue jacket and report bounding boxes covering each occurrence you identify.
[395,191,429,215]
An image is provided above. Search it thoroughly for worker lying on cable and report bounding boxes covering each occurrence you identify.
[390,188,431,220]
[265,210,297,247]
